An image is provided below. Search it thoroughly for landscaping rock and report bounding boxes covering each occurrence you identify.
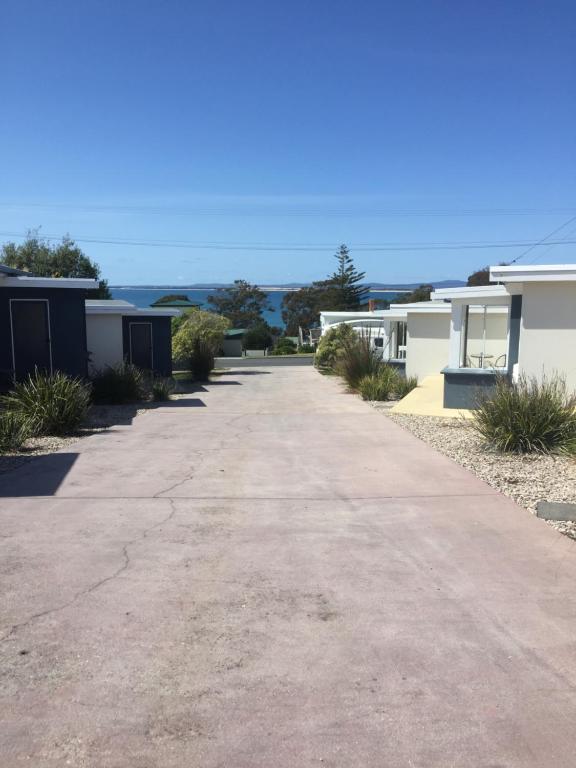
[379,408,576,540]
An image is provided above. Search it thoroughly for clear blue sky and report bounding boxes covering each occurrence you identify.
[1,0,575,285]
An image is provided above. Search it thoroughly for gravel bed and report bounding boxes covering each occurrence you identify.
[372,405,576,540]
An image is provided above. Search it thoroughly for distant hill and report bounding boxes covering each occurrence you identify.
[110,279,466,290]
[367,279,466,290]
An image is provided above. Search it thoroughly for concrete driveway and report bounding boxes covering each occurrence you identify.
[1,366,576,767]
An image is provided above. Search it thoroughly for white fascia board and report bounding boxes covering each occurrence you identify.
[0,276,99,289]
[320,311,388,319]
[125,308,181,317]
[389,301,450,314]
[86,304,180,317]
[383,307,409,320]
[490,264,576,283]
[431,285,509,301]
[328,318,390,327]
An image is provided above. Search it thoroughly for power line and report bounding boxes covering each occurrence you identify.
[0,230,575,253]
[0,202,576,218]
[527,222,576,264]
[508,215,576,264]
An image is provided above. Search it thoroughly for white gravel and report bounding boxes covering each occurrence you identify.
[372,405,576,540]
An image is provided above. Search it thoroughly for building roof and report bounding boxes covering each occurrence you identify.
[86,299,180,317]
[0,264,30,276]
[431,284,509,301]
[86,299,134,309]
[224,328,246,338]
[321,310,389,319]
[0,275,99,289]
[390,300,451,313]
[490,264,576,283]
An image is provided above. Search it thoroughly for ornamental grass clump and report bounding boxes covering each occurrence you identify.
[357,366,418,401]
[471,374,576,455]
[91,363,147,405]
[336,333,382,390]
[358,368,398,401]
[151,377,175,402]
[1,370,91,436]
[395,375,418,399]
[0,411,31,452]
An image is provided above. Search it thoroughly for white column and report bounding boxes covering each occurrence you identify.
[449,303,464,369]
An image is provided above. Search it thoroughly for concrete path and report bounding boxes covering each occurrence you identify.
[1,367,576,767]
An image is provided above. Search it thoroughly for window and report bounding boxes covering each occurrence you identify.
[459,305,508,370]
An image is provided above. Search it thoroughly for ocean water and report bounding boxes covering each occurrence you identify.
[110,287,405,327]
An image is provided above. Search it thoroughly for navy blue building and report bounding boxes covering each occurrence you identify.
[0,266,98,387]
[121,314,174,377]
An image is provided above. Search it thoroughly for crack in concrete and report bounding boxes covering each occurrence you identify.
[0,498,178,646]
[153,414,254,498]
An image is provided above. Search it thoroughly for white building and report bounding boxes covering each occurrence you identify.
[432,263,576,407]
[85,300,180,377]
[320,302,454,380]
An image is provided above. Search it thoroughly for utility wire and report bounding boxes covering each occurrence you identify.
[0,230,575,253]
[508,215,576,264]
[527,222,576,264]
[0,202,575,218]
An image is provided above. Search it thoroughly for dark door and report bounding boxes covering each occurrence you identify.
[10,300,52,379]
[129,323,153,370]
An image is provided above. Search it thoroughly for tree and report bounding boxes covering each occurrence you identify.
[281,246,366,333]
[1,232,111,299]
[467,266,491,286]
[207,279,272,328]
[153,294,190,304]
[328,245,366,310]
[395,284,433,303]
[467,263,508,286]
[281,281,337,335]
[172,308,230,362]
[243,322,273,350]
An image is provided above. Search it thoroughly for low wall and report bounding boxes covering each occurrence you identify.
[442,368,503,409]
[214,355,315,368]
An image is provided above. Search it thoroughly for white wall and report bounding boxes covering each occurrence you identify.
[86,314,124,374]
[518,282,576,391]
[405,313,451,381]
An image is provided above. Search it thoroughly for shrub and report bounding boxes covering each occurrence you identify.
[395,375,418,399]
[151,377,174,402]
[1,370,91,436]
[298,343,315,353]
[91,363,147,405]
[271,338,297,355]
[315,324,356,372]
[243,323,273,350]
[471,374,576,455]
[172,308,229,361]
[0,411,31,453]
[358,371,393,401]
[336,334,382,390]
[357,365,401,400]
[189,339,214,381]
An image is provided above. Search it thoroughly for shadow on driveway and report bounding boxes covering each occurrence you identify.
[149,398,206,408]
[215,370,272,376]
[0,453,78,497]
